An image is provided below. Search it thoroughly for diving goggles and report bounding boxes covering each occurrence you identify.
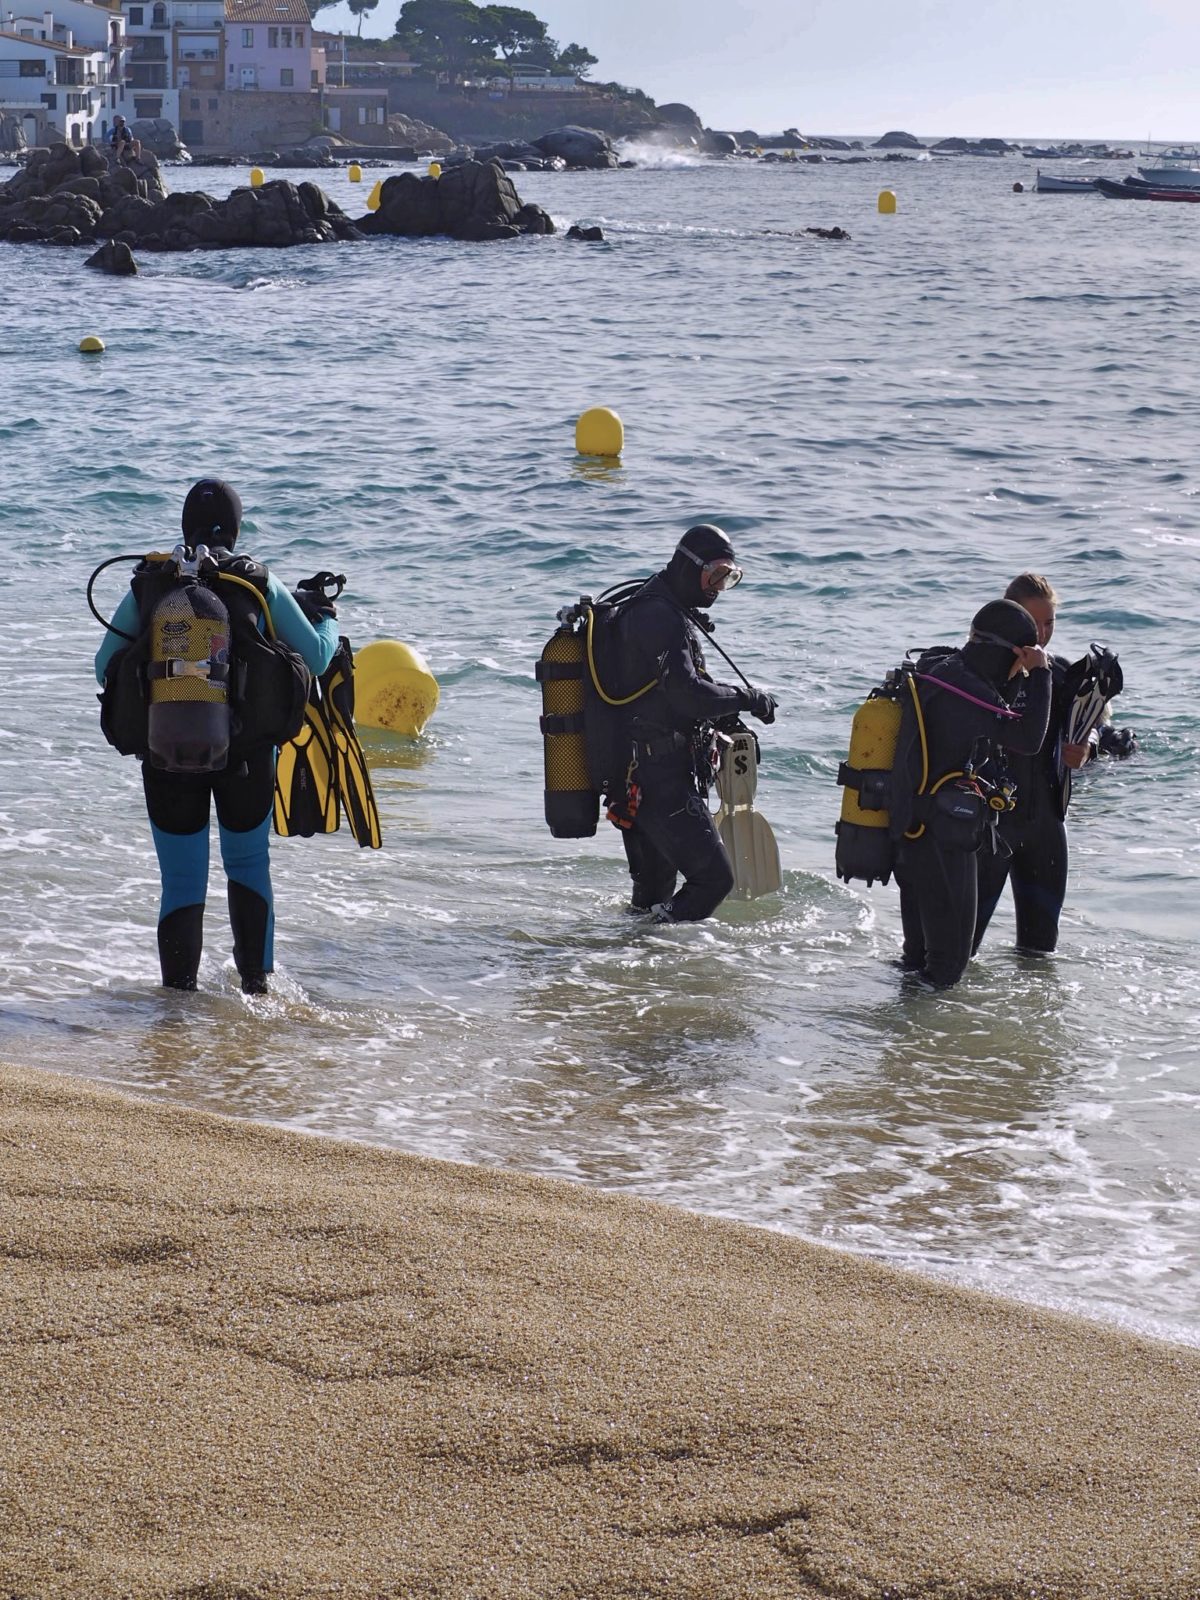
[679,546,744,591]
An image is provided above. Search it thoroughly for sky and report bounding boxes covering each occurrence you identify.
[316,0,1200,143]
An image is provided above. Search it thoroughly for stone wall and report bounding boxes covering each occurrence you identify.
[178,88,324,153]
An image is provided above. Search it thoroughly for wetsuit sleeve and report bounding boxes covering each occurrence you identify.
[94,591,140,685]
[267,573,338,676]
[1000,667,1052,755]
[639,600,744,723]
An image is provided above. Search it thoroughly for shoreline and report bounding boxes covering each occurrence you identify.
[2,1059,1197,1599]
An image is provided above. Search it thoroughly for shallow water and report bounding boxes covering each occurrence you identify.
[2,150,1198,1347]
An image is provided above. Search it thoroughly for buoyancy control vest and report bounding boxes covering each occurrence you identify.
[836,651,1017,885]
[536,587,658,839]
[94,544,312,773]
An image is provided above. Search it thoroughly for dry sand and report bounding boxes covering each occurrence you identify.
[1,1061,1197,1600]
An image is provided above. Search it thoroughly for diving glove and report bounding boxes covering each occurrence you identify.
[292,570,345,622]
[741,687,778,725]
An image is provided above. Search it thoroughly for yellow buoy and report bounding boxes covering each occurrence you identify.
[348,162,362,182]
[366,179,382,212]
[78,335,105,354]
[878,188,897,214]
[575,406,624,458]
[427,160,442,179]
[250,166,264,188]
[353,640,439,737]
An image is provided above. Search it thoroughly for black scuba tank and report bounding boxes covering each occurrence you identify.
[146,571,232,772]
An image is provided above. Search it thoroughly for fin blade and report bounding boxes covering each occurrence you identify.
[719,808,782,900]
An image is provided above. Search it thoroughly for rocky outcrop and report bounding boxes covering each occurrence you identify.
[930,137,1015,156]
[873,130,924,149]
[0,143,559,251]
[356,158,553,241]
[0,155,363,248]
[566,224,604,241]
[469,139,566,173]
[532,126,618,170]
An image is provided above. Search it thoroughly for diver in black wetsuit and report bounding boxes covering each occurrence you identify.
[890,599,1051,989]
[613,525,777,923]
[974,573,1092,956]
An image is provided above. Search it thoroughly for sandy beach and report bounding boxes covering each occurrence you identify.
[1,1060,1196,1599]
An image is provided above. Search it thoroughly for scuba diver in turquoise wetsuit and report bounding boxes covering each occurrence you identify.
[93,480,339,994]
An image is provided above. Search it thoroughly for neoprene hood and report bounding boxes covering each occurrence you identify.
[182,479,242,548]
[963,597,1038,686]
[665,523,737,609]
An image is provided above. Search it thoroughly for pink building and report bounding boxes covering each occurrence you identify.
[223,0,321,93]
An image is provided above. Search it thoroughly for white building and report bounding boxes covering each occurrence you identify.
[0,17,110,145]
[0,1,126,142]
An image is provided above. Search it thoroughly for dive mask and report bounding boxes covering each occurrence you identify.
[678,546,744,592]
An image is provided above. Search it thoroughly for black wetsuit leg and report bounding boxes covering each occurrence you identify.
[621,825,677,911]
[1007,814,1068,952]
[973,840,1013,953]
[625,757,734,922]
[895,838,979,989]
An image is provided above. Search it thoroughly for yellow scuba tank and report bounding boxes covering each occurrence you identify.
[835,665,917,886]
[537,606,599,838]
[146,550,232,773]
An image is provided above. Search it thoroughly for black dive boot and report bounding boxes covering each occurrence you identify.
[228,880,271,996]
[157,903,204,991]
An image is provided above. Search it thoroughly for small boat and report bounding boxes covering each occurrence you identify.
[1136,147,1200,188]
[1094,175,1200,202]
[1034,170,1098,193]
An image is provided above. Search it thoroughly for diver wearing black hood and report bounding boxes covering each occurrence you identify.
[890,599,1051,989]
[611,525,777,922]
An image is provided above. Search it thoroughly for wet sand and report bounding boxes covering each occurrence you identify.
[1,1060,1197,1600]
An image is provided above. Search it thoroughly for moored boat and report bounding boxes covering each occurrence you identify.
[1034,170,1099,193]
[1095,175,1200,202]
[1136,147,1200,188]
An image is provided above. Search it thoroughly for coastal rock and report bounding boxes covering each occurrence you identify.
[656,102,704,133]
[566,224,604,241]
[472,139,566,173]
[873,130,924,149]
[85,238,138,274]
[0,112,25,153]
[533,126,618,170]
[132,117,189,162]
[357,159,554,241]
[930,136,1015,156]
[702,130,738,156]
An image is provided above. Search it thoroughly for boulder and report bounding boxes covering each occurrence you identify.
[533,126,618,170]
[702,130,738,156]
[85,238,138,274]
[873,130,924,149]
[357,159,554,242]
[0,113,25,154]
[656,102,704,132]
[566,224,604,241]
[131,118,189,162]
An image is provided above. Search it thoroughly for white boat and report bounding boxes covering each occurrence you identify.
[1137,147,1200,188]
[1034,170,1098,193]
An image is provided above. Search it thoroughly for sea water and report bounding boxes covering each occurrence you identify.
[1,151,1197,1347]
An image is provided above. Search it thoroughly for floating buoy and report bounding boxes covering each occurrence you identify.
[78,334,105,354]
[353,640,439,737]
[575,406,624,458]
[877,189,897,214]
[348,162,362,182]
[427,160,442,179]
[366,179,382,212]
[250,167,264,188]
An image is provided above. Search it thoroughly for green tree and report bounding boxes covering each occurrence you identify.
[485,5,546,62]
[556,42,597,78]
[347,0,379,36]
[394,0,500,81]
